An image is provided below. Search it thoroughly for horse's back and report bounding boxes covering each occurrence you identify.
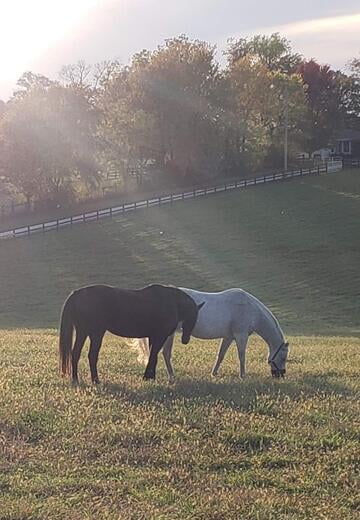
[181,287,249,306]
[179,287,263,338]
[70,283,180,338]
[179,288,244,338]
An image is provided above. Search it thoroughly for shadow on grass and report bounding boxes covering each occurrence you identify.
[99,372,355,412]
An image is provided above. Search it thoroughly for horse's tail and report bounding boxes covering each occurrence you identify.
[59,293,75,377]
[127,337,150,366]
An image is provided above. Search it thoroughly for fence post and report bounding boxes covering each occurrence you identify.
[28,225,30,236]
[110,207,113,218]
[57,219,59,231]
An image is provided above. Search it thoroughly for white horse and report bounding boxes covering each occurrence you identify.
[133,287,289,381]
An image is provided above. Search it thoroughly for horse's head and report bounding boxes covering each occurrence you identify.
[177,291,205,344]
[268,341,289,378]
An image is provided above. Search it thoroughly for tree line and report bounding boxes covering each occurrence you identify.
[0,33,359,208]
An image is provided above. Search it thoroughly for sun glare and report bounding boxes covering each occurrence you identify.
[0,1,98,83]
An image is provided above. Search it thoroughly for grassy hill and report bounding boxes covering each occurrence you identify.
[0,168,359,334]
[0,169,359,519]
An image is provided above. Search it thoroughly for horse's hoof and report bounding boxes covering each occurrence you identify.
[92,379,100,385]
[211,371,218,377]
[168,377,175,385]
[143,375,155,381]
[71,379,79,387]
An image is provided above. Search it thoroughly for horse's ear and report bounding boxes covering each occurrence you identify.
[198,302,205,310]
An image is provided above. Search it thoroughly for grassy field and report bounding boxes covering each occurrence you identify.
[0,332,359,519]
[0,168,359,334]
[0,169,359,519]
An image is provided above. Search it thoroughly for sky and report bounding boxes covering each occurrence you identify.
[1,0,359,100]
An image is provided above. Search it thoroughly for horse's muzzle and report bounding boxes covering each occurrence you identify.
[181,334,190,345]
[271,369,286,378]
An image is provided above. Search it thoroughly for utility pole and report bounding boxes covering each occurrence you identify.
[284,86,288,172]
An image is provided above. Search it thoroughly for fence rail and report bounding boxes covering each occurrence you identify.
[343,158,360,169]
[0,162,346,240]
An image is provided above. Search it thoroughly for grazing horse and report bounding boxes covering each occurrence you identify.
[134,287,289,381]
[58,284,204,383]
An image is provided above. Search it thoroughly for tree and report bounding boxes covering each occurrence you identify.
[0,100,5,118]
[95,66,143,189]
[225,33,302,74]
[0,81,100,205]
[60,59,121,104]
[130,36,221,180]
[341,55,360,129]
[0,96,47,205]
[98,36,222,183]
[297,60,343,152]
[13,71,55,98]
[222,55,307,172]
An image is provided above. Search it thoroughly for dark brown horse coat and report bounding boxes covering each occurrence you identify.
[59,284,203,383]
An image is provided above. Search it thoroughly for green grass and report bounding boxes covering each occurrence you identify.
[0,168,359,334]
[0,332,359,519]
[0,169,359,518]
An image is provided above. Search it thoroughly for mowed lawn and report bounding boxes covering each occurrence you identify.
[0,169,359,333]
[0,169,359,519]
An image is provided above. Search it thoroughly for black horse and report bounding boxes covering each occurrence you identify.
[59,284,204,383]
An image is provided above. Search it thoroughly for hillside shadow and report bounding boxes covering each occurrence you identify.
[100,372,355,412]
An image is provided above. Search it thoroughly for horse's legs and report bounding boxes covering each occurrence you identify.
[88,332,105,384]
[212,337,233,376]
[72,329,87,384]
[234,333,249,378]
[143,336,166,380]
[162,334,175,383]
